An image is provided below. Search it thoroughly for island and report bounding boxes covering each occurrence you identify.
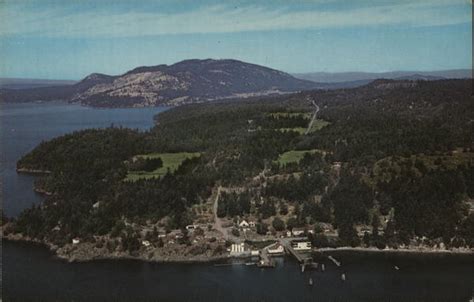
[2,79,473,263]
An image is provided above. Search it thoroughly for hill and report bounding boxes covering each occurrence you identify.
[293,69,471,83]
[0,59,322,107]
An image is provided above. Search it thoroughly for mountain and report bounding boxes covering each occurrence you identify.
[0,59,322,107]
[293,69,471,83]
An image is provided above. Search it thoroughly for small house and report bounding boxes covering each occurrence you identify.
[292,228,305,236]
[267,243,284,254]
[72,238,80,245]
[141,240,151,247]
[239,220,250,228]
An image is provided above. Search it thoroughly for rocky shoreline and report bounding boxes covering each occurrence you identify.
[16,168,51,175]
[2,232,231,264]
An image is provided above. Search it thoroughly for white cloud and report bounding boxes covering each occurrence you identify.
[0,1,471,38]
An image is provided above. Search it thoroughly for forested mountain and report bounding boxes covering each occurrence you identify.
[0,59,321,107]
[5,79,473,254]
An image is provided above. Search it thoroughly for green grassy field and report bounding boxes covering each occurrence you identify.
[309,119,331,132]
[268,112,312,119]
[278,127,307,134]
[125,152,201,181]
[277,119,330,135]
[275,149,323,165]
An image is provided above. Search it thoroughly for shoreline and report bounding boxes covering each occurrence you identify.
[317,246,474,255]
[2,233,231,264]
[3,233,473,266]
[16,168,51,175]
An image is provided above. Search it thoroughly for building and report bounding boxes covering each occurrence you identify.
[267,243,285,255]
[239,220,250,228]
[292,228,306,236]
[141,240,151,247]
[230,243,248,255]
[291,241,312,251]
[186,224,198,231]
[72,238,80,244]
[249,221,256,228]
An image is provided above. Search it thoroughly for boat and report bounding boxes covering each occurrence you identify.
[321,264,325,272]
[309,277,313,286]
[341,273,346,281]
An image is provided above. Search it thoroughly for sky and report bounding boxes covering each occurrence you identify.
[0,0,472,80]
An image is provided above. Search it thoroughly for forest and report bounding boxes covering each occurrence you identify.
[6,79,474,251]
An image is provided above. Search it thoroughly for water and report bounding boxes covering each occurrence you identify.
[1,102,473,302]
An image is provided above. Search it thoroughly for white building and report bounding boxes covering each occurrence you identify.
[239,220,250,228]
[186,224,198,231]
[72,238,80,244]
[292,228,306,236]
[230,243,247,255]
[267,243,285,254]
[292,241,312,251]
[141,240,151,247]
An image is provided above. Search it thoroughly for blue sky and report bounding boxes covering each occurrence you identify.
[0,0,471,80]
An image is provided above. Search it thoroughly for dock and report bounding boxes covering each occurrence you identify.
[328,255,341,267]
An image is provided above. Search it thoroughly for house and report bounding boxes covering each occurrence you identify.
[72,238,80,244]
[292,228,306,236]
[249,221,256,228]
[291,240,312,251]
[186,224,198,231]
[267,243,285,255]
[250,250,260,256]
[141,240,151,247]
[239,220,250,228]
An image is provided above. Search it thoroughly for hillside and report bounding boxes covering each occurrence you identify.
[0,59,322,107]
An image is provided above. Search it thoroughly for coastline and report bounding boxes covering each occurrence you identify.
[16,168,51,175]
[1,232,231,264]
[317,246,474,255]
[3,231,473,266]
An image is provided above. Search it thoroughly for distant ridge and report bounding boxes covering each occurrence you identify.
[293,69,472,83]
[0,78,77,90]
[0,59,322,107]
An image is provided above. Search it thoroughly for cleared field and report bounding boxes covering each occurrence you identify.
[126,152,201,181]
[278,127,306,134]
[277,119,330,135]
[268,112,312,119]
[275,149,323,165]
[309,119,331,132]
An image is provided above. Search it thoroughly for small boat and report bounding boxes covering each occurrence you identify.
[245,262,255,266]
[309,277,313,286]
[394,265,400,270]
[341,273,346,281]
[321,264,325,272]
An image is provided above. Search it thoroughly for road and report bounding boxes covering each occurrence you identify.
[212,186,227,239]
[305,97,320,135]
